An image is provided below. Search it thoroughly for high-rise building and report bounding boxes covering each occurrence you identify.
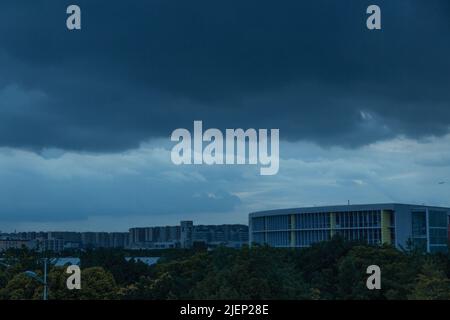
[47,232,81,243]
[180,221,193,248]
[127,221,247,249]
[41,238,64,252]
[0,239,36,251]
[95,232,110,248]
[81,232,97,248]
[192,224,248,248]
[129,228,146,246]
[110,232,129,248]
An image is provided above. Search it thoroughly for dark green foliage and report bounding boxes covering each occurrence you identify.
[1,238,449,300]
[80,249,154,285]
[192,246,309,299]
[409,260,450,300]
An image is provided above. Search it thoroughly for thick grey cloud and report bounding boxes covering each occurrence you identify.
[0,0,450,152]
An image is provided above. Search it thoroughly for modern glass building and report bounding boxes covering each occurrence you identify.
[249,204,450,253]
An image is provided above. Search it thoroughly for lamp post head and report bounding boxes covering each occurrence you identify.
[24,271,45,284]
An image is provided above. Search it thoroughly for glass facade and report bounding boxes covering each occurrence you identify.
[265,215,290,231]
[410,210,449,253]
[295,230,330,247]
[428,210,448,253]
[251,209,394,248]
[411,211,427,251]
[295,212,330,229]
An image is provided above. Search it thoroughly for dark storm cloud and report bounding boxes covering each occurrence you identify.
[0,0,450,151]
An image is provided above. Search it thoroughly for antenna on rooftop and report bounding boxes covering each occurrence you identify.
[348,200,350,205]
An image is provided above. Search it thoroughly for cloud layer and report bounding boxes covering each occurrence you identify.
[1,1,450,230]
[0,0,450,152]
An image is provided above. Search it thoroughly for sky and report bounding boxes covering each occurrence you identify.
[0,0,450,232]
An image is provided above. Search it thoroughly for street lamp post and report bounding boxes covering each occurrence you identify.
[43,258,48,301]
[25,258,48,300]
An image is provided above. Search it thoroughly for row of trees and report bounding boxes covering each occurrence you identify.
[1,237,449,300]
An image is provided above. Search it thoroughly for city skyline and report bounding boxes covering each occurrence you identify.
[0,221,248,233]
[0,220,249,252]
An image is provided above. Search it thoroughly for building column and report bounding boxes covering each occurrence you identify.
[330,212,336,238]
[381,210,392,245]
[290,214,296,247]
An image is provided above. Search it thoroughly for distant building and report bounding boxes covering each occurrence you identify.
[180,221,193,248]
[41,239,64,252]
[0,239,36,251]
[79,232,129,249]
[192,224,249,248]
[0,231,129,251]
[48,232,81,243]
[129,228,146,246]
[46,232,82,249]
[1,221,249,252]
[129,225,181,249]
[110,232,129,248]
[95,232,110,248]
[16,232,47,241]
[64,242,81,250]
[249,203,450,253]
[160,226,180,243]
[128,221,248,249]
[81,232,97,248]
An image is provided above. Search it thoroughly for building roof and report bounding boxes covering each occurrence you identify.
[50,257,81,266]
[125,257,160,266]
[249,203,450,218]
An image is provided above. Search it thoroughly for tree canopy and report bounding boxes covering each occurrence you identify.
[1,238,449,300]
